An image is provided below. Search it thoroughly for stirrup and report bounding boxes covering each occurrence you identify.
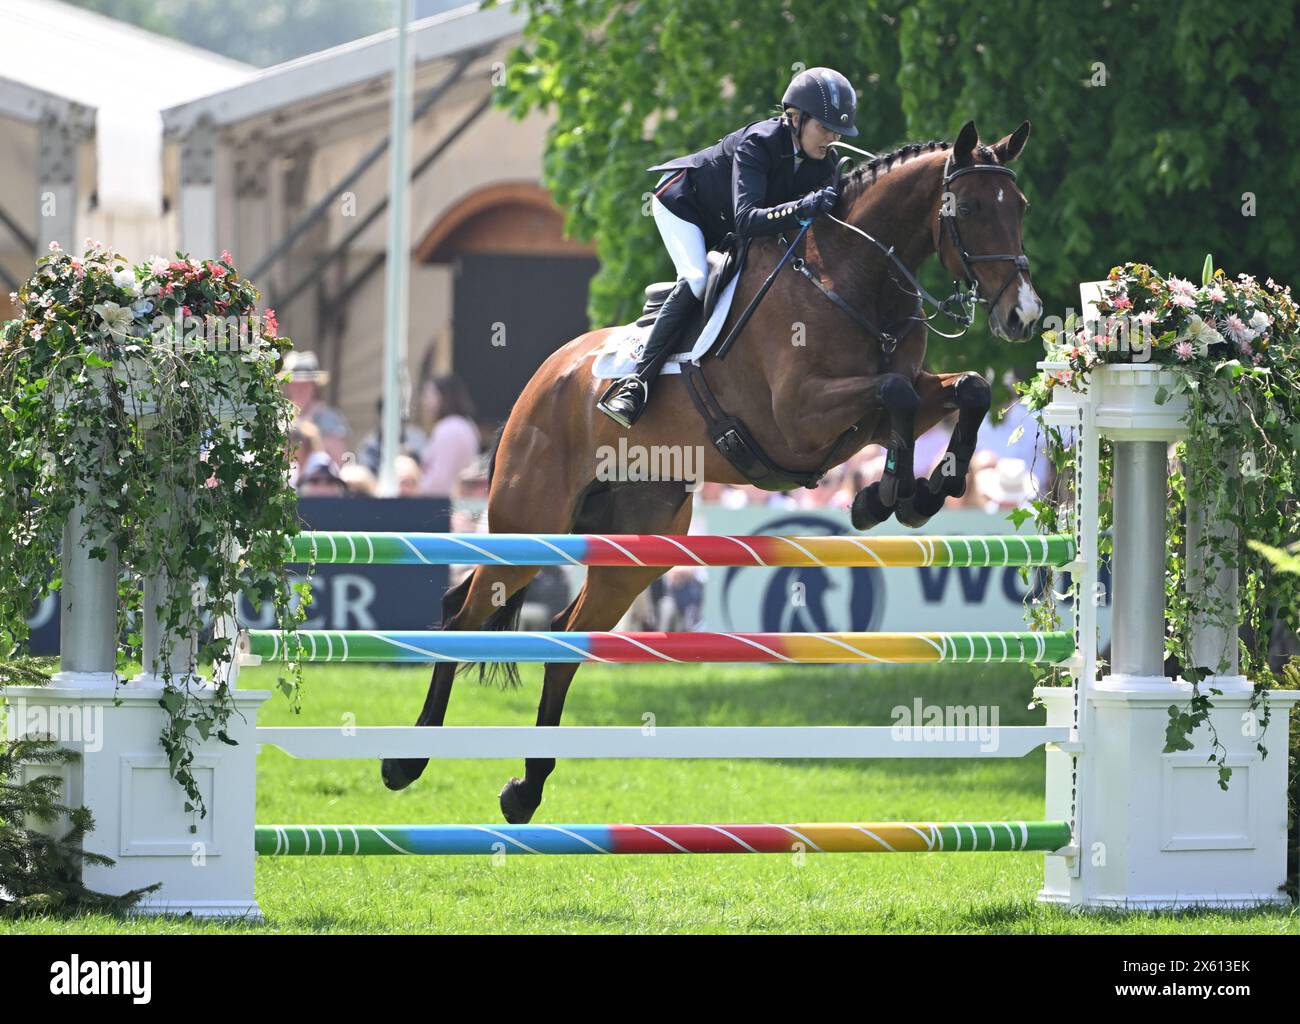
[597,376,649,428]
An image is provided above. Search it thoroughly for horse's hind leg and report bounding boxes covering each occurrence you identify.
[380,562,539,791]
[499,483,692,824]
[895,370,991,528]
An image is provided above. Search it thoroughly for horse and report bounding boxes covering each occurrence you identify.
[381,120,1041,823]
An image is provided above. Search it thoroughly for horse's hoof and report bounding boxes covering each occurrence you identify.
[851,482,893,531]
[895,486,946,528]
[381,757,426,791]
[929,463,968,499]
[499,777,540,824]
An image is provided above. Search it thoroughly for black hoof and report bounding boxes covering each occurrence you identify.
[499,777,540,824]
[381,757,427,791]
[851,482,894,531]
[895,485,947,528]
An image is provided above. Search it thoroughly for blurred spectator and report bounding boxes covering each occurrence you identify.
[978,397,1048,491]
[417,373,481,497]
[973,456,1039,511]
[654,566,705,631]
[284,351,350,466]
[356,397,427,476]
[395,454,423,497]
[288,420,323,488]
[340,462,378,497]
[297,450,348,497]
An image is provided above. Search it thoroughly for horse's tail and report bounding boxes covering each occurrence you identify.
[472,582,528,690]
[485,421,506,486]
[437,557,529,691]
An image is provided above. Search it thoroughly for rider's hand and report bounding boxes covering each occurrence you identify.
[793,186,838,221]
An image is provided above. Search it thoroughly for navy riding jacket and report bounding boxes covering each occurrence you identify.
[649,116,834,250]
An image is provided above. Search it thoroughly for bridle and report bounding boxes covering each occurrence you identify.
[807,152,1032,348]
[937,153,1031,319]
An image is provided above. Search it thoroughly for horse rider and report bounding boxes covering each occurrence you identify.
[597,66,858,428]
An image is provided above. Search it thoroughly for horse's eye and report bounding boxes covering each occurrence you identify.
[958,203,973,217]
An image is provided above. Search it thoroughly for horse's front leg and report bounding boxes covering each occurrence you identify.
[894,370,992,528]
[847,373,922,530]
[774,370,921,531]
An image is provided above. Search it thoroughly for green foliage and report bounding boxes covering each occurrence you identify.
[500,0,1300,397]
[0,732,156,916]
[0,245,304,813]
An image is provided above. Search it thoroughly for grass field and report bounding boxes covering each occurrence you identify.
[4,661,1297,934]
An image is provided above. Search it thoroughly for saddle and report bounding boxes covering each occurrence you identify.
[636,237,750,342]
[640,236,861,492]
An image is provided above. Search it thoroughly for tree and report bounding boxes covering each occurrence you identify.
[500,0,1300,394]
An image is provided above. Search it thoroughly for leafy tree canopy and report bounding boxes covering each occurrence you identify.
[500,0,1300,395]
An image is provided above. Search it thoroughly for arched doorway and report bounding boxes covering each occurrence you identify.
[417,182,598,424]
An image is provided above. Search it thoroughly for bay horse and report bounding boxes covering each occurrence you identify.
[382,120,1041,822]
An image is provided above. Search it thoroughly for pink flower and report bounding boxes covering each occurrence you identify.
[220,249,234,265]
[1169,293,1194,308]
[1112,295,1133,310]
[1167,276,1196,296]
[1252,352,1265,365]
[209,262,227,278]
[1173,340,1195,361]
[150,256,170,276]
[1137,310,1156,327]
[1054,369,1073,384]
[263,308,279,339]
[1237,338,1253,356]
[1204,286,1226,303]
[1223,313,1251,342]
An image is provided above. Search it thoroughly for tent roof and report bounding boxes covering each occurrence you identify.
[0,0,253,114]
[162,2,524,135]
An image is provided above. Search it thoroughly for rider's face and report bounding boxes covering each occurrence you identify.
[797,116,842,160]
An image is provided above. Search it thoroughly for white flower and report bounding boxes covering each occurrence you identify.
[1249,310,1270,332]
[111,267,138,294]
[1178,314,1219,356]
[92,301,133,340]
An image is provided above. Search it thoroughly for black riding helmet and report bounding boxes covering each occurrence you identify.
[781,67,858,137]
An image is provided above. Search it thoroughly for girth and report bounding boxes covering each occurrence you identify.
[681,361,864,491]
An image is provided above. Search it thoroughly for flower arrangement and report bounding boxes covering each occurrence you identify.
[0,243,305,811]
[1020,256,1300,779]
[1037,255,1298,382]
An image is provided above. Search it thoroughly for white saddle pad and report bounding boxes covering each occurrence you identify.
[591,275,740,380]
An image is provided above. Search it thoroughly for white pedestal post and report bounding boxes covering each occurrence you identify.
[1037,325,1299,910]
[6,683,269,917]
[3,487,270,917]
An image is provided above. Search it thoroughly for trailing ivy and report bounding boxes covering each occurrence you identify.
[1019,256,1300,779]
[0,244,305,814]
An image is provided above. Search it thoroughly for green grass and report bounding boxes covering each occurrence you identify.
[4,662,1297,934]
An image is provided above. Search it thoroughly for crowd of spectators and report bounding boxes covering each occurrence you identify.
[284,350,1048,515]
[285,350,481,499]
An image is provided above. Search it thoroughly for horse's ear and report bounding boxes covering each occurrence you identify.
[953,121,979,166]
[991,121,1031,165]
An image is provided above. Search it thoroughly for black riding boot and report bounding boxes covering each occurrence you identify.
[598,278,699,428]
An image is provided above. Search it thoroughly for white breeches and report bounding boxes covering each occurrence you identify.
[651,190,709,301]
